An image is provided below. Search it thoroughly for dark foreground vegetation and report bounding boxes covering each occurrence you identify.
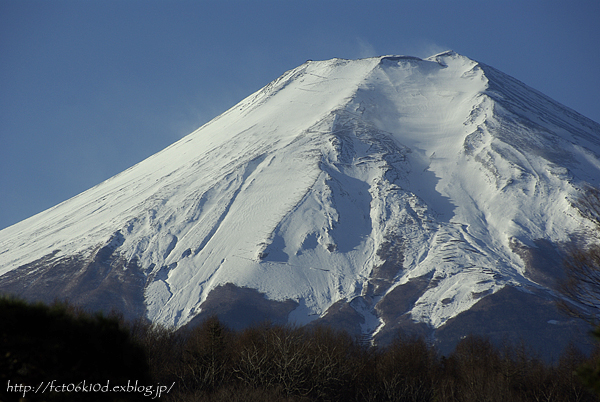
[1,296,599,402]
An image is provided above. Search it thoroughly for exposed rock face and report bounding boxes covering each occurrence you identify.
[0,244,146,321]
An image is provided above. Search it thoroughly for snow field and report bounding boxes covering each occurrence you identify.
[2,52,600,333]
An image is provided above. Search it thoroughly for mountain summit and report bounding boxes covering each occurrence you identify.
[2,51,599,356]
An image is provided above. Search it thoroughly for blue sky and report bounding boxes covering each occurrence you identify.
[1,0,599,230]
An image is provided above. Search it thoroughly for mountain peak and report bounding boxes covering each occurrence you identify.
[1,52,598,358]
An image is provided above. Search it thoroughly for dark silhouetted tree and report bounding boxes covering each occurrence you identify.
[0,296,150,402]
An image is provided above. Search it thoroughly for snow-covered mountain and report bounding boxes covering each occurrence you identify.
[2,51,599,357]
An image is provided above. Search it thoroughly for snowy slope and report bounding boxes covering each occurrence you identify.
[1,52,600,344]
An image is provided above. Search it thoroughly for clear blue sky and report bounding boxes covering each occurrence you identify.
[1,0,599,230]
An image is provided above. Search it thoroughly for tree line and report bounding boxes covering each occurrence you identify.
[1,295,598,402]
